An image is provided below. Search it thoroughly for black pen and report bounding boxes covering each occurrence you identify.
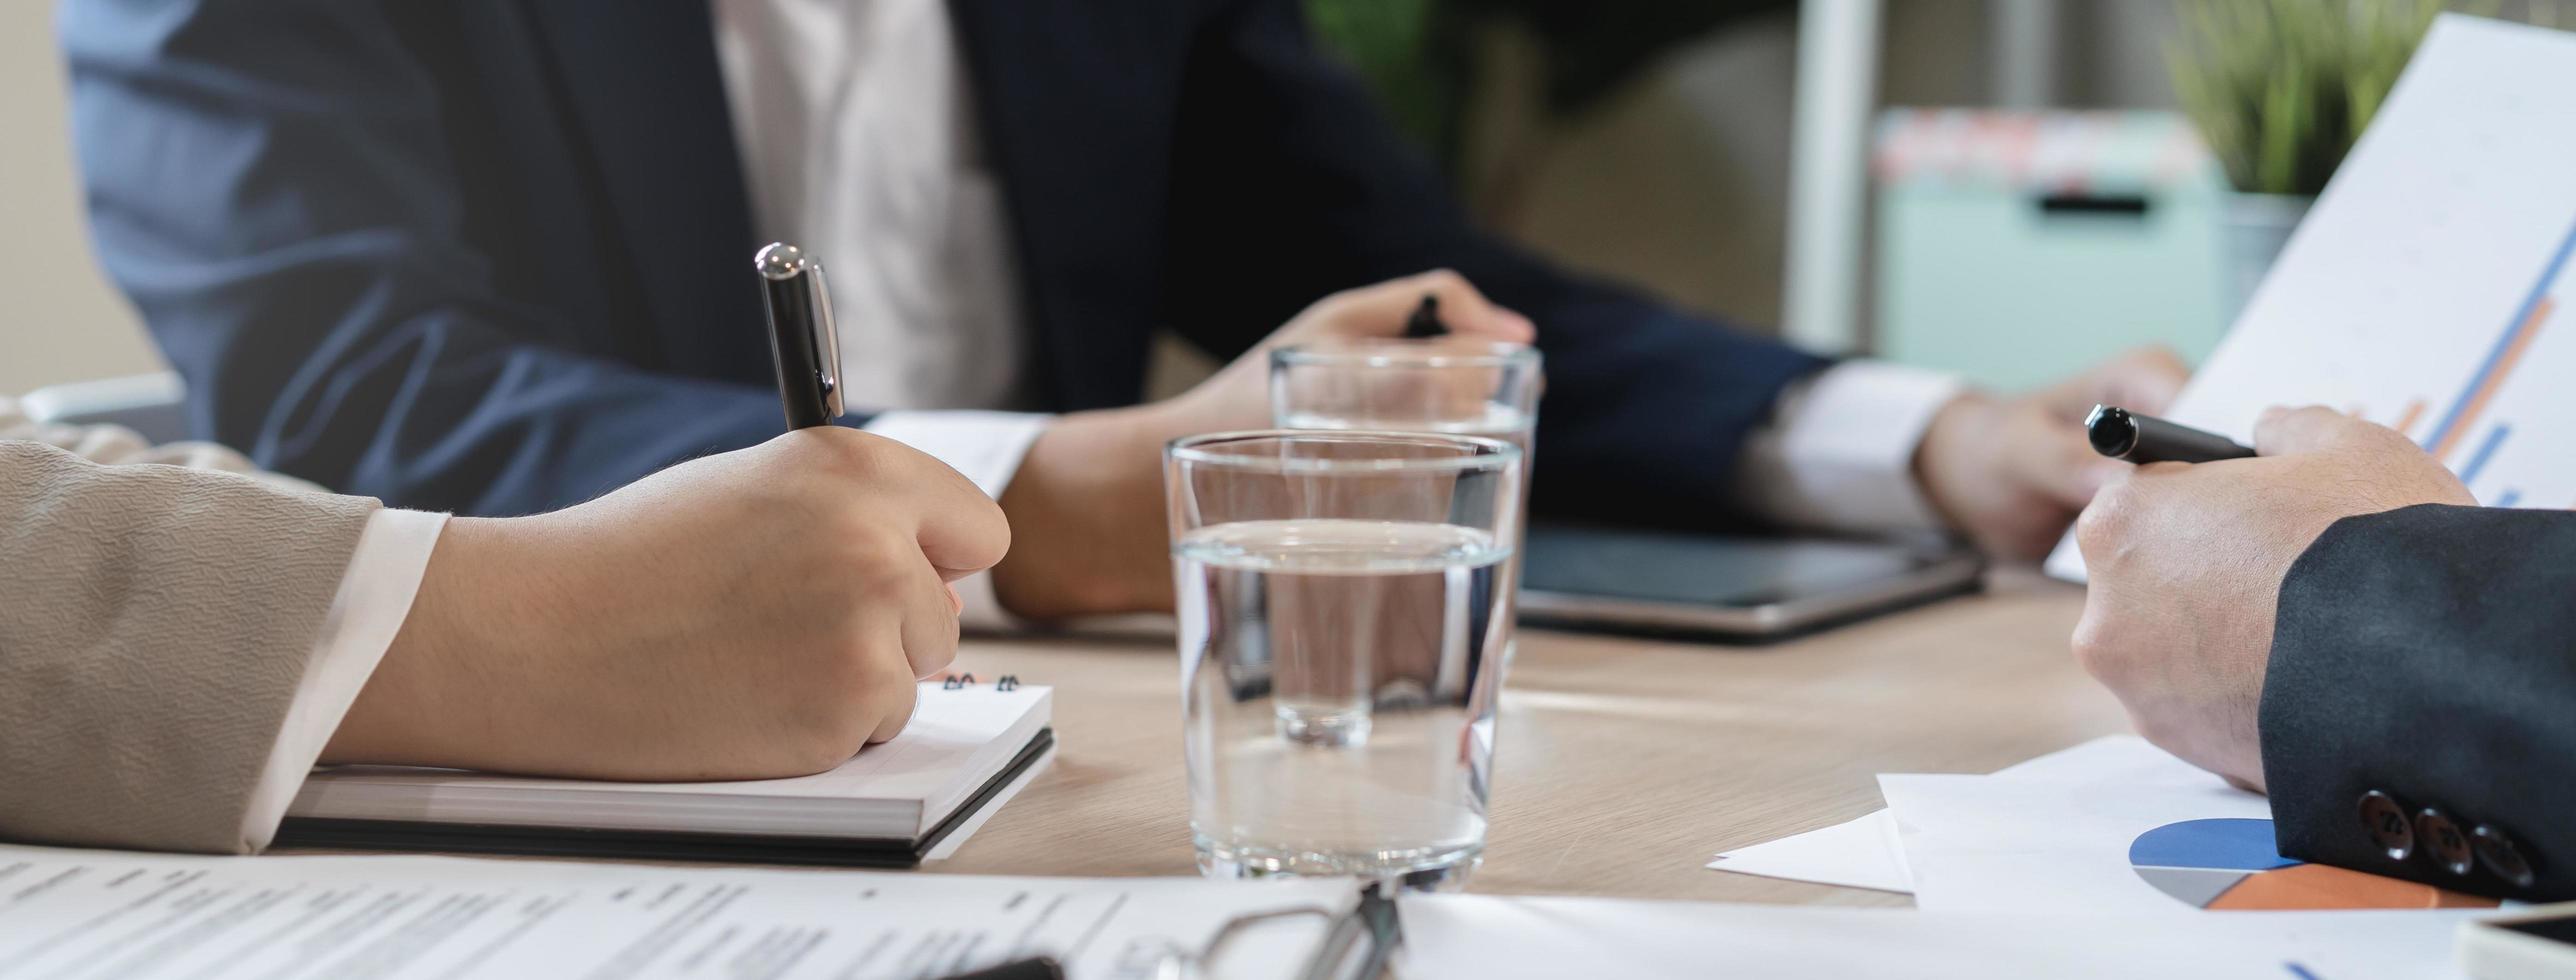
[934,957,1064,980]
[1401,292,1449,338]
[755,242,844,429]
[2085,405,2255,464]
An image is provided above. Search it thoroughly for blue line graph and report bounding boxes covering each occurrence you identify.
[2458,424,2511,485]
[2421,215,2576,452]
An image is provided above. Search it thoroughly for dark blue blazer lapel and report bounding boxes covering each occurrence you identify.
[515,0,766,380]
[949,0,1193,410]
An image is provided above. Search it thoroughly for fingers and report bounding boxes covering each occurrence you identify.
[2037,346,2192,421]
[2101,347,2192,414]
[897,558,963,680]
[2252,404,2387,457]
[873,439,1016,579]
[1323,269,1537,344]
[769,427,1014,577]
[909,482,1011,582]
[857,631,922,745]
[2019,413,2127,509]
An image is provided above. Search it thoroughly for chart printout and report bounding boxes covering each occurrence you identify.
[2049,15,2576,578]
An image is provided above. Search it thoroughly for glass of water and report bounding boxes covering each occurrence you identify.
[1269,338,1541,450]
[1166,430,1524,890]
[1273,338,1541,668]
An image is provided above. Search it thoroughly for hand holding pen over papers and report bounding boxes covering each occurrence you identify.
[324,428,1009,781]
[2072,406,2474,788]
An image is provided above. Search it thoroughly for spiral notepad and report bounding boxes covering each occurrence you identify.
[277,679,1053,867]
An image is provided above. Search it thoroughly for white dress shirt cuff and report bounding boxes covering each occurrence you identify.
[240,507,450,851]
[862,410,1053,630]
[1729,360,1965,534]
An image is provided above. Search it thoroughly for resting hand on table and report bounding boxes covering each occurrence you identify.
[2070,406,2473,790]
[324,428,1011,780]
[1912,348,2192,560]
[992,270,1534,619]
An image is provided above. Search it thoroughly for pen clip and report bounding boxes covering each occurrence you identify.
[805,261,843,418]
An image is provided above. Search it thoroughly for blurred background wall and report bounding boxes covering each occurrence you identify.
[1455,0,2185,333]
[8,1,2536,399]
[0,1,164,395]
[0,0,2198,397]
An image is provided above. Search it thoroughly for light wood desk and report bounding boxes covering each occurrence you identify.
[936,571,2130,904]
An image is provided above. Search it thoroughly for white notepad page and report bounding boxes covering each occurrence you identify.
[287,682,1051,839]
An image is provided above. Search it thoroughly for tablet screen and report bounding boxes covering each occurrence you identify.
[1520,526,1938,608]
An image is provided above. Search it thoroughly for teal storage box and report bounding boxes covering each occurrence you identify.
[1873,109,2229,391]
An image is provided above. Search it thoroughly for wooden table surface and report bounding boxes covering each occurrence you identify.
[935,570,2130,904]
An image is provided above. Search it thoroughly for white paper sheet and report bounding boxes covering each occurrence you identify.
[1878,738,2278,914]
[2048,15,2576,579]
[1707,809,1914,893]
[0,844,1348,980]
[1705,736,2150,894]
[1396,894,2476,980]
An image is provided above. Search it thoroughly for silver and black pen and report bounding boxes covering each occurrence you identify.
[755,242,845,429]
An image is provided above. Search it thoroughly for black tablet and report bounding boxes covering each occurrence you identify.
[1516,525,1985,642]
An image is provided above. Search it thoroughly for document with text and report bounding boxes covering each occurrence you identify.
[0,845,1347,980]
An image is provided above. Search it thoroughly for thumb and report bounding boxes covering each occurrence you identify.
[2253,405,2380,457]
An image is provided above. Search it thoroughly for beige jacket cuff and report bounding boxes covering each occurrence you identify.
[238,509,449,851]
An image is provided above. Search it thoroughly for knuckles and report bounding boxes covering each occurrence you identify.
[828,519,924,582]
[2072,480,2135,565]
[2068,611,2122,684]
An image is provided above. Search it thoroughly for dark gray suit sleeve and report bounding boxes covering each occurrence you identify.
[2262,503,2576,900]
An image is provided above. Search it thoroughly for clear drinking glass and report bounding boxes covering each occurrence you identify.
[1269,338,1542,451]
[1272,338,1542,664]
[1166,430,1525,890]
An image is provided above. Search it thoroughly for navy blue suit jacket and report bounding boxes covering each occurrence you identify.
[63,0,1827,522]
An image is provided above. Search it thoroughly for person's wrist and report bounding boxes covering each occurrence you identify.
[1909,389,2001,533]
[991,403,1181,618]
[321,516,545,768]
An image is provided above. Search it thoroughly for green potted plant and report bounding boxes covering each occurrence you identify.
[2168,0,2443,317]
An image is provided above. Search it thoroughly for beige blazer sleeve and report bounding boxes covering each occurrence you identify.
[0,440,379,852]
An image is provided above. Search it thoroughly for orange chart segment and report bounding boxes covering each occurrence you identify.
[2206,863,2495,910]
